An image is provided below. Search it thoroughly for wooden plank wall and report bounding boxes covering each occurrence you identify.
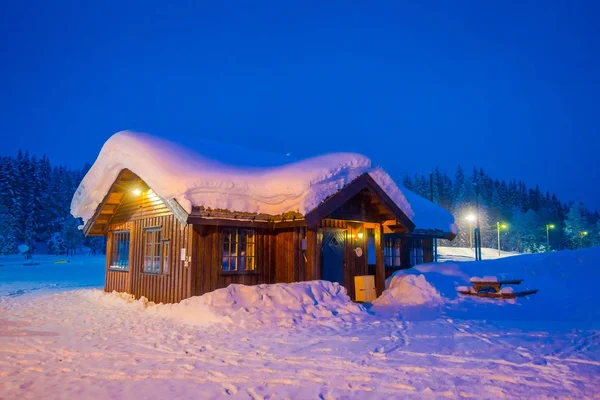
[109,190,172,225]
[305,226,322,282]
[105,215,193,304]
[423,238,434,263]
[274,228,306,283]
[192,225,272,296]
[105,225,133,294]
[192,226,307,296]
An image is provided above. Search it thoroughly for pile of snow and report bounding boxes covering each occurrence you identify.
[469,276,498,282]
[415,247,600,321]
[438,246,521,262]
[90,280,366,328]
[373,272,443,306]
[71,131,456,235]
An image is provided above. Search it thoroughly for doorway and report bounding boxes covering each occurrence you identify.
[321,229,346,285]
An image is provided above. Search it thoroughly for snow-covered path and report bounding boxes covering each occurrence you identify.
[1,289,599,399]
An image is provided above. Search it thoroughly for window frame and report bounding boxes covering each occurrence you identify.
[142,227,170,275]
[221,228,256,274]
[410,238,424,266]
[109,230,131,271]
[384,236,402,268]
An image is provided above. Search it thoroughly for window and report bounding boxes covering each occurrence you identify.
[384,237,402,268]
[410,239,424,266]
[222,228,255,272]
[143,227,169,274]
[162,240,170,274]
[110,231,130,270]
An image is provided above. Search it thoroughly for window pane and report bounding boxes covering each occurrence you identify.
[162,241,170,274]
[143,228,163,273]
[111,231,130,270]
[222,256,230,271]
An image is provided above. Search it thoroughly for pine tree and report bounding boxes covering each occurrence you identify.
[0,204,17,254]
[564,203,587,249]
[402,175,414,191]
[62,216,83,256]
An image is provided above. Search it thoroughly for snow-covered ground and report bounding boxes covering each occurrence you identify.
[1,249,599,399]
[0,254,104,297]
[438,246,521,262]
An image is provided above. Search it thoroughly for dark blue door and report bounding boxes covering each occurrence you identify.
[322,230,346,285]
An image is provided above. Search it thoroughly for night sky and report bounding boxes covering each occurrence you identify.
[1,1,599,210]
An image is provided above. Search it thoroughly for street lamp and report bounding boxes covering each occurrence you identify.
[580,231,588,249]
[497,222,508,256]
[466,214,476,249]
[546,224,555,251]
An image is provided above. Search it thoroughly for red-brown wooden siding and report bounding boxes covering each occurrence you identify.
[105,215,193,303]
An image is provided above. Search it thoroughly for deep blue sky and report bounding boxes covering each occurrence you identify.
[1,1,599,210]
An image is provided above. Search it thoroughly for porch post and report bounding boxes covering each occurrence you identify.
[374,223,385,296]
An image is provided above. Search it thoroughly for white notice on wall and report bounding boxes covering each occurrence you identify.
[180,248,186,261]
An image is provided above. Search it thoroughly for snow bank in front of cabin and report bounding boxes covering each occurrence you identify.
[93,281,366,328]
[373,272,443,306]
[414,246,600,321]
[71,131,456,235]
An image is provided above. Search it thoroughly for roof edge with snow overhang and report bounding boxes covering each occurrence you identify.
[71,131,457,237]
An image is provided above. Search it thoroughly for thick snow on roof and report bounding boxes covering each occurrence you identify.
[71,131,456,234]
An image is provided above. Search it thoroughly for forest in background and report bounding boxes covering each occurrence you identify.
[0,151,598,255]
[404,166,600,252]
[0,151,105,256]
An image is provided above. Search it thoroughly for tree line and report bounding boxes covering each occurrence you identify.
[0,151,105,256]
[403,166,600,252]
[0,152,598,256]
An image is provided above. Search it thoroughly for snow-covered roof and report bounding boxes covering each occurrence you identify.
[71,131,457,235]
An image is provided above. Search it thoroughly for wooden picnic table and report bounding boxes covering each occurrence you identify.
[471,279,523,294]
[459,278,538,299]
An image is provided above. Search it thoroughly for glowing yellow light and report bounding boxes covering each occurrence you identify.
[582,231,588,236]
[132,189,142,196]
[501,224,508,229]
[357,232,364,239]
[466,214,476,222]
[146,189,159,202]
[548,224,555,229]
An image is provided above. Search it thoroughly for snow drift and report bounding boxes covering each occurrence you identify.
[91,280,366,328]
[415,246,600,321]
[373,272,443,306]
[71,131,456,235]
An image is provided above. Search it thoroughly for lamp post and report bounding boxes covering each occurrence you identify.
[466,214,476,249]
[474,184,482,261]
[580,231,588,249]
[497,222,508,256]
[545,224,555,250]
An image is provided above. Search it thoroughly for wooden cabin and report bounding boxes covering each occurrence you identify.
[74,132,456,304]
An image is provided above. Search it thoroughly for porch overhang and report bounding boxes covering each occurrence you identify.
[304,173,415,231]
